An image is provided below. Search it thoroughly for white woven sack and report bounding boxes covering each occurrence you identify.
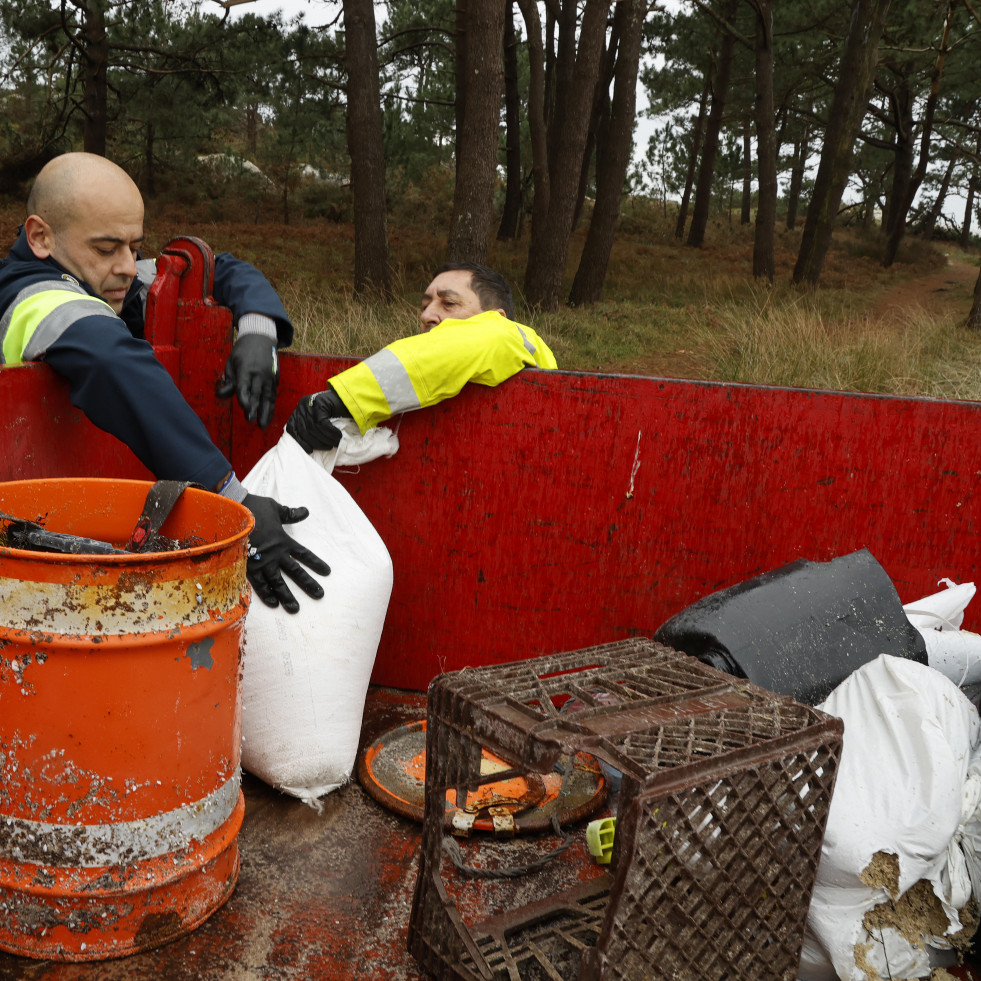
[240,432,393,805]
[798,654,981,980]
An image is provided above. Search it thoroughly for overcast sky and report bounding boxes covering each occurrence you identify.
[221,0,342,23]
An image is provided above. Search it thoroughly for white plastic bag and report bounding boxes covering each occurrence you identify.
[798,655,981,980]
[240,432,393,805]
[904,579,981,687]
[312,417,399,474]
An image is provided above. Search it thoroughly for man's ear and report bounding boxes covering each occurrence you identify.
[24,215,53,259]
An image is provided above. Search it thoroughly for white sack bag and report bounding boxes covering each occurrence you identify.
[904,579,981,687]
[312,417,400,473]
[240,432,394,805]
[903,578,976,632]
[798,654,981,981]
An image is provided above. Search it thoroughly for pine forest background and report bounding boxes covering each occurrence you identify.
[4,0,981,398]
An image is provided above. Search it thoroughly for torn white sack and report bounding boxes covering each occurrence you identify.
[798,655,981,981]
[904,579,981,687]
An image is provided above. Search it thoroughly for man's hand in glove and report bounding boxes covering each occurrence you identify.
[243,492,330,614]
[286,388,351,453]
[217,333,279,428]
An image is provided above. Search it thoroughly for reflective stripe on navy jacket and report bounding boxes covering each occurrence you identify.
[0,229,292,488]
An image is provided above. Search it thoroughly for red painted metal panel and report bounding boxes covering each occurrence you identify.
[239,353,981,691]
[146,237,234,456]
[0,363,152,481]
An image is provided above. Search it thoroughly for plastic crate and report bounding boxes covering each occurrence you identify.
[408,638,843,981]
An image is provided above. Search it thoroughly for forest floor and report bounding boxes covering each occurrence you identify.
[586,249,981,384]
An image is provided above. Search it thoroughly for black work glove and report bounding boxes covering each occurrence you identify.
[216,334,279,429]
[286,388,351,453]
[243,492,330,614]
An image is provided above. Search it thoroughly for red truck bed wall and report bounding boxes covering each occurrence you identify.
[252,356,981,690]
[2,258,978,691]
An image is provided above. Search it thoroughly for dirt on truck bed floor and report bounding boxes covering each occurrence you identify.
[4,685,981,981]
[0,688,432,981]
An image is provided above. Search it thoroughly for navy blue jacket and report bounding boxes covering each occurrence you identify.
[0,229,292,489]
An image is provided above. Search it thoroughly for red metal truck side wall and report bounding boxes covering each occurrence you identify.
[0,363,153,481]
[238,353,981,692]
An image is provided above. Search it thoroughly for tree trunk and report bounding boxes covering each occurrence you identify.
[686,0,740,249]
[968,261,981,332]
[523,0,610,311]
[79,0,108,155]
[676,71,712,239]
[740,119,752,225]
[961,147,979,249]
[547,1,579,178]
[497,3,523,241]
[343,0,393,296]
[793,0,892,286]
[922,156,955,240]
[881,79,914,239]
[453,0,468,164]
[573,15,622,232]
[751,0,776,282]
[448,0,506,262]
[517,0,550,242]
[881,2,952,268]
[880,178,894,236]
[246,103,259,157]
[143,121,156,198]
[569,0,646,306]
[862,185,878,229]
[785,124,810,231]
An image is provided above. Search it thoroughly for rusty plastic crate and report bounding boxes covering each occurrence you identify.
[408,638,843,981]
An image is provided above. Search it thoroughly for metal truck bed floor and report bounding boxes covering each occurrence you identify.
[0,687,431,981]
[3,685,981,981]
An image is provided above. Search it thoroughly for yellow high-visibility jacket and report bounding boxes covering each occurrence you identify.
[330,310,557,434]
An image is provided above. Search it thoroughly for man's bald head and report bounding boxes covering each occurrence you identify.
[27,153,141,232]
[24,153,145,313]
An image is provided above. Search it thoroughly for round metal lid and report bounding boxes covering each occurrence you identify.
[357,719,608,833]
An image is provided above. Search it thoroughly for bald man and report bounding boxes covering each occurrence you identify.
[0,152,328,613]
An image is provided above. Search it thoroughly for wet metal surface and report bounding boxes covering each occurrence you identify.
[0,688,431,981]
[3,684,981,979]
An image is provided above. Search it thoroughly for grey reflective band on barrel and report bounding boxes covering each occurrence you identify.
[0,772,240,868]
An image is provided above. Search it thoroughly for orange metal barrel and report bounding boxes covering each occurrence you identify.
[0,478,252,961]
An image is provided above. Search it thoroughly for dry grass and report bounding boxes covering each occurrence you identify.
[2,191,979,400]
[684,283,981,399]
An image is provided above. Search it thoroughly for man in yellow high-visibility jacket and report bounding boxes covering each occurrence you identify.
[285,263,557,451]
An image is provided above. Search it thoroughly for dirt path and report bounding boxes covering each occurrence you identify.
[871,256,978,324]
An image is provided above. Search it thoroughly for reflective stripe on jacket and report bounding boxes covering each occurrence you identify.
[1,278,115,365]
[330,310,558,433]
